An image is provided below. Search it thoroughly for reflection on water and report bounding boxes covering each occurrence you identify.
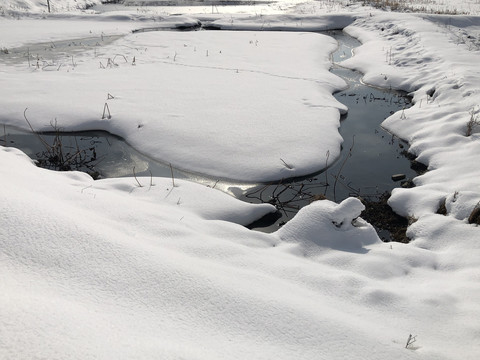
[0,126,189,180]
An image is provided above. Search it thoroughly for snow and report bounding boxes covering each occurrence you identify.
[277,197,381,254]
[0,22,347,181]
[1,1,480,360]
[204,13,356,31]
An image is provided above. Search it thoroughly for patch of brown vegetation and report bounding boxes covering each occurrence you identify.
[468,204,480,225]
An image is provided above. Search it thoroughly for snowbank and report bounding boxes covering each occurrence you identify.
[0,24,347,182]
[204,13,356,31]
[2,144,475,360]
[341,12,480,228]
[2,143,478,359]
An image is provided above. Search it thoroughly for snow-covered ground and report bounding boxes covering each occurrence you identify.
[0,24,348,181]
[1,1,479,359]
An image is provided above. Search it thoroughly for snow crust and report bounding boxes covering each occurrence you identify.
[1,1,480,360]
[2,145,475,360]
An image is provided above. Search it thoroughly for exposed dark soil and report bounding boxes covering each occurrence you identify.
[468,206,480,225]
[356,154,428,243]
[360,192,411,243]
[401,150,428,174]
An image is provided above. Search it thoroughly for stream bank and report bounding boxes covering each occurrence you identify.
[0,29,421,241]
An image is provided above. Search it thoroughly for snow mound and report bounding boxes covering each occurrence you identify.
[0,29,347,182]
[277,197,380,254]
[0,145,276,229]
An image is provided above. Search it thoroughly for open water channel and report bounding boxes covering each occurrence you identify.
[0,29,418,238]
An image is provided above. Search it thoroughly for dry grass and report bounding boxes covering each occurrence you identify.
[360,0,469,14]
[466,108,480,136]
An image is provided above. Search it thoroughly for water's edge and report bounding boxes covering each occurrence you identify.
[0,30,420,240]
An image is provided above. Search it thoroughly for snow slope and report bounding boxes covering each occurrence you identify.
[2,145,477,360]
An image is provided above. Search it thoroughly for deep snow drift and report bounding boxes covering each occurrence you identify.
[1,1,480,360]
[2,144,474,360]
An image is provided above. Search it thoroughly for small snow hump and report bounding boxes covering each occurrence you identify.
[276,197,380,255]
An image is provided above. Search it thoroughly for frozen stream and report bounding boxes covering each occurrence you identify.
[1,30,418,236]
[244,31,419,234]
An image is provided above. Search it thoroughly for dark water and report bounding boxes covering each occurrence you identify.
[0,126,195,181]
[245,31,417,232]
[331,31,416,199]
[1,31,417,234]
